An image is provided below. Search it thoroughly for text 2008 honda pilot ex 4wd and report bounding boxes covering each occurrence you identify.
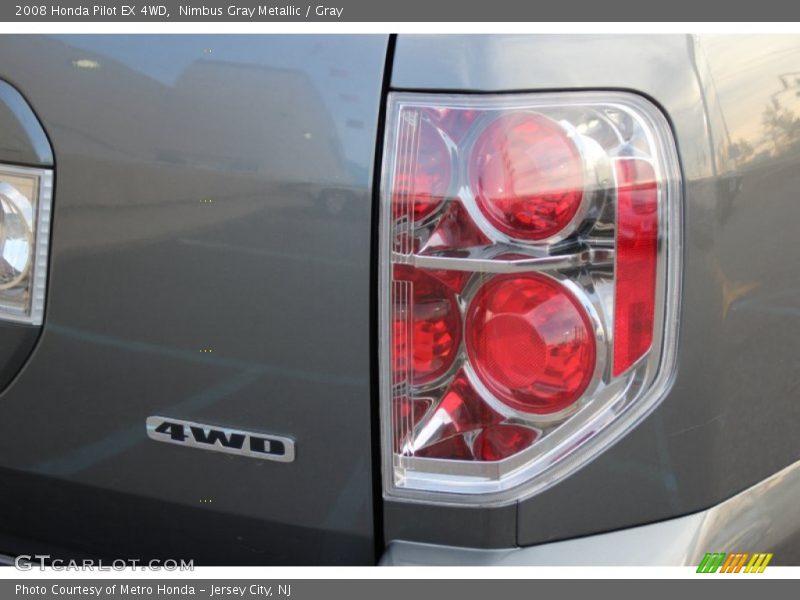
[0,33,798,566]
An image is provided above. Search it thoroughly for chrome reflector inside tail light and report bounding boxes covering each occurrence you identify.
[379,92,682,505]
[0,165,52,325]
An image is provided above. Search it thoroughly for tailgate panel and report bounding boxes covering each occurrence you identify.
[0,34,387,564]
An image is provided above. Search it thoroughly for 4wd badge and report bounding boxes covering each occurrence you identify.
[146,416,295,463]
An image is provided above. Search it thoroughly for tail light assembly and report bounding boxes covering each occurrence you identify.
[0,164,52,325]
[379,92,681,505]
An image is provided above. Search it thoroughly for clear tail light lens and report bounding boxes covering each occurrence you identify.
[380,92,681,504]
[0,165,52,325]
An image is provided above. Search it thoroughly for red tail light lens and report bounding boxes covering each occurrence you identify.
[473,424,538,462]
[613,159,658,376]
[470,113,585,241]
[392,112,452,222]
[392,265,462,386]
[466,274,596,415]
[381,92,681,504]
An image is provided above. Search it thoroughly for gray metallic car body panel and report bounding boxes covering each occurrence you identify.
[0,34,388,564]
[0,79,53,167]
[381,458,800,565]
[388,34,800,549]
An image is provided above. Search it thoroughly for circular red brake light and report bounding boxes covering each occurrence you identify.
[470,112,584,241]
[392,265,462,386]
[465,274,596,415]
[393,114,451,222]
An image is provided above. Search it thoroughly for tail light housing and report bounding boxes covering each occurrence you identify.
[0,165,52,325]
[379,92,681,504]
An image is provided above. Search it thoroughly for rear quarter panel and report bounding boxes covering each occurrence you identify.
[0,34,388,565]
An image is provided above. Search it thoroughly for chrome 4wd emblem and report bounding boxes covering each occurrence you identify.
[146,416,295,463]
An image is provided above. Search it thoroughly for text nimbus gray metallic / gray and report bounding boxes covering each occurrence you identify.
[177,5,343,18]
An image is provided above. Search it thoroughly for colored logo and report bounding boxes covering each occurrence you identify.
[696,552,773,573]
